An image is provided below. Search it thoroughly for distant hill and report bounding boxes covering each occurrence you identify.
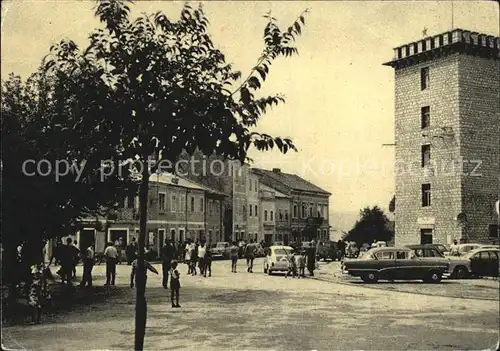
[328,211,360,237]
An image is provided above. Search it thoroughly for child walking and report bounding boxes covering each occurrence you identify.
[285,253,298,278]
[170,260,181,308]
[297,251,306,278]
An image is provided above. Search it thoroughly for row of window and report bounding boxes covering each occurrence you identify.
[247,205,290,221]
[292,203,327,218]
[158,193,205,213]
[248,179,259,192]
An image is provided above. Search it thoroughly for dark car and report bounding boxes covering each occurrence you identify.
[317,241,341,261]
[342,247,449,283]
[467,248,499,278]
[405,244,472,279]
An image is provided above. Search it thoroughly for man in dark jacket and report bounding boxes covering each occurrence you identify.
[160,239,176,289]
[306,240,316,276]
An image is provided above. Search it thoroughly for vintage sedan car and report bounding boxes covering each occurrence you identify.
[342,247,449,283]
[263,245,294,275]
[467,248,499,278]
[449,243,486,257]
[405,244,471,279]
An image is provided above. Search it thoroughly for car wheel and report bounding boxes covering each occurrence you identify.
[361,272,378,283]
[453,266,468,279]
[425,272,442,283]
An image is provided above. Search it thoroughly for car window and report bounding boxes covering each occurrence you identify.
[375,251,394,259]
[396,251,409,259]
[414,249,424,257]
[479,251,490,259]
[490,251,499,259]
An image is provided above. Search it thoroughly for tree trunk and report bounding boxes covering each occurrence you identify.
[135,165,150,351]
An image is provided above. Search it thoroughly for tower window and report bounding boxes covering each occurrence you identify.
[421,67,429,90]
[421,144,431,167]
[421,184,431,207]
[421,106,430,129]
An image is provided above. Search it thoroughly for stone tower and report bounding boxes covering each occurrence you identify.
[384,29,500,246]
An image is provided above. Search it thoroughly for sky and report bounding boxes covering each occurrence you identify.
[2,0,499,216]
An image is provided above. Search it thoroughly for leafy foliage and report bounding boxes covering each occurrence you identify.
[18,1,309,348]
[389,195,395,213]
[343,206,394,246]
[1,72,136,248]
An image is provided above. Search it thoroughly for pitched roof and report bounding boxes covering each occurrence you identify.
[149,173,226,196]
[260,184,290,198]
[252,168,331,195]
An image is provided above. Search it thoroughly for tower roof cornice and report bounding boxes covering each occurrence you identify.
[383,29,500,69]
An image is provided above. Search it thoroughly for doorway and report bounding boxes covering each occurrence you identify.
[420,229,433,244]
[80,229,96,251]
[109,229,128,245]
[158,229,166,247]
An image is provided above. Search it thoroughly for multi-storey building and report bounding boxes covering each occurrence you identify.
[259,184,292,244]
[384,29,500,245]
[260,185,276,244]
[76,173,225,254]
[247,170,261,242]
[252,168,331,243]
[232,163,248,241]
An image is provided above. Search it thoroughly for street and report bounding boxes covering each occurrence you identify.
[3,258,499,350]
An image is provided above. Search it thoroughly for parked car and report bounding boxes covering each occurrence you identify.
[449,243,486,257]
[467,248,499,278]
[211,242,231,259]
[316,241,340,261]
[405,244,472,279]
[263,245,294,275]
[342,247,449,283]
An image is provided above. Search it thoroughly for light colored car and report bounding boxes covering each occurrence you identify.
[263,245,294,275]
[211,242,230,259]
[450,243,487,257]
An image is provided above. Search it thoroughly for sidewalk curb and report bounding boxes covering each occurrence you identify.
[310,274,500,302]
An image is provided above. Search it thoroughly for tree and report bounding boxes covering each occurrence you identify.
[344,206,393,246]
[1,71,137,304]
[43,1,309,349]
[389,195,395,213]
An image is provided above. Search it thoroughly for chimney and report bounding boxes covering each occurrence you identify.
[272,168,281,173]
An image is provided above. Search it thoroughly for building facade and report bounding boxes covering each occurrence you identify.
[232,163,248,241]
[253,168,331,243]
[75,173,225,255]
[384,29,500,246]
[260,186,276,244]
[246,170,261,242]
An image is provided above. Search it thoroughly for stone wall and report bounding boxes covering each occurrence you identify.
[458,55,500,243]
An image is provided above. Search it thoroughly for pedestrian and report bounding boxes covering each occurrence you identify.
[104,242,118,286]
[125,242,135,265]
[285,252,298,278]
[160,239,176,289]
[204,246,212,277]
[306,241,316,276]
[114,237,124,265]
[449,240,459,256]
[169,260,181,308]
[177,241,183,262]
[79,244,95,288]
[296,250,306,278]
[185,239,193,274]
[130,257,159,289]
[71,240,80,279]
[198,241,207,276]
[49,239,63,267]
[28,262,53,324]
[191,240,199,276]
[60,238,76,285]
[230,241,239,273]
[245,239,257,273]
